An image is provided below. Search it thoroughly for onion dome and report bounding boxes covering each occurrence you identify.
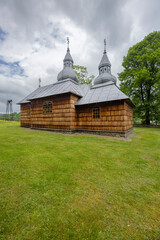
[57,37,78,83]
[94,39,117,85]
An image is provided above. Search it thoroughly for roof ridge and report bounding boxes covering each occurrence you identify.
[91,81,114,89]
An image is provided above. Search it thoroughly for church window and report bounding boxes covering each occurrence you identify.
[93,107,100,119]
[43,101,52,114]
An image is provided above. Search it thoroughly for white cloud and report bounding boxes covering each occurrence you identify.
[0,0,160,112]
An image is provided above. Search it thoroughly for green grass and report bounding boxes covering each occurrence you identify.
[0,121,160,240]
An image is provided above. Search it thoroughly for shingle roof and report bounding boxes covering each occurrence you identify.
[17,79,133,107]
[75,81,130,106]
[17,79,83,104]
[17,86,48,104]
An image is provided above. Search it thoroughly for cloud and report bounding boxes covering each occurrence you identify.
[0,57,26,77]
[0,27,8,41]
[0,0,160,112]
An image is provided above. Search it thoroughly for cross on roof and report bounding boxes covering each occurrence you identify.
[39,78,41,88]
[104,38,106,54]
[67,37,69,51]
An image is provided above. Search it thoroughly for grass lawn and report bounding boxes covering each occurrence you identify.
[0,121,160,240]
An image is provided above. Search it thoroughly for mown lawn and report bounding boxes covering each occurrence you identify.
[0,121,160,240]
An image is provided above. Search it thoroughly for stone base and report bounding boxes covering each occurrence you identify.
[76,128,133,138]
[21,124,30,128]
[22,126,133,138]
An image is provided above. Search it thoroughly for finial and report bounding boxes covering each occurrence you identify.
[38,78,41,88]
[67,37,69,52]
[104,38,106,54]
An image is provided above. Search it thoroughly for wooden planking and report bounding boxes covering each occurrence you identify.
[20,94,133,132]
[123,100,133,130]
[76,100,133,131]
[20,103,31,127]
[28,93,79,130]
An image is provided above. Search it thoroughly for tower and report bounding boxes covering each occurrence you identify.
[6,100,13,120]
[57,37,78,82]
[94,39,117,85]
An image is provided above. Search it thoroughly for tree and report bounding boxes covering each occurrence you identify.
[0,112,20,121]
[118,31,160,124]
[73,65,95,86]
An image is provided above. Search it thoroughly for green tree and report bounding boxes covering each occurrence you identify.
[118,31,160,124]
[0,112,20,121]
[73,65,95,86]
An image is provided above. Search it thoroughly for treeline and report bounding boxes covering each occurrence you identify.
[0,112,20,121]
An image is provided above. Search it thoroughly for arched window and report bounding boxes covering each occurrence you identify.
[43,101,52,114]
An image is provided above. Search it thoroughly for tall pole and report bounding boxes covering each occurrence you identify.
[10,101,13,120]
[6,100,13,120]
[6,100,9,120]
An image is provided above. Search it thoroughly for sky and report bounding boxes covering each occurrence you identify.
[0,0,159,113]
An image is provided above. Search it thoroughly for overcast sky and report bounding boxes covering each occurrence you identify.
[0,0,159,112]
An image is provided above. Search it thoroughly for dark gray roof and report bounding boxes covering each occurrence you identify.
[75,81,130,106]
[17,79,84,104]
[17,86,47,104]
[18,79,132,107]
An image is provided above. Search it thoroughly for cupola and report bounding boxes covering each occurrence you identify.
[57,37,78,83]
[94,39,117,85]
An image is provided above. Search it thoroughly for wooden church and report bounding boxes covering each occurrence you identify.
[18,39,134,137]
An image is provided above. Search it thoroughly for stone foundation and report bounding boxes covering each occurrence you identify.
[23,126,133,138]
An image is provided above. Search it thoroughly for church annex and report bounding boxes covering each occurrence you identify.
[18,39,134,137]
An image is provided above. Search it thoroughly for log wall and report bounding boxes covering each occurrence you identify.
[20,103,31,127]
[30,93,78,130]
[20,94,133,133]
[76,100,133,132]
[124,101,133,130]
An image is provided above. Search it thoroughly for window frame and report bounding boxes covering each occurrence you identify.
[92,107,100,119]
[43,101,53,114]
